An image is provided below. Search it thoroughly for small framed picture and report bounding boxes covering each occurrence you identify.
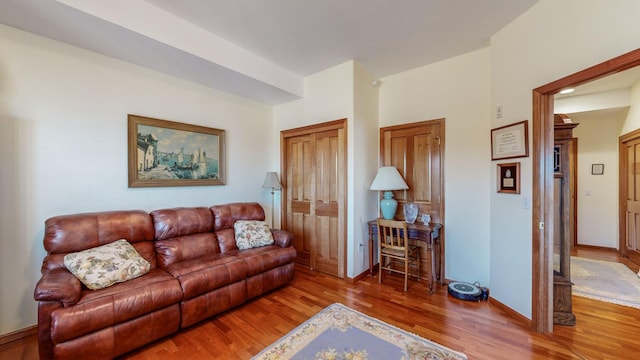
[497,162,520,194]
[592,163,604,175]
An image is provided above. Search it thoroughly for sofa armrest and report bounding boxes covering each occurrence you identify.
[34,268,82,307]
[271,229,293,248]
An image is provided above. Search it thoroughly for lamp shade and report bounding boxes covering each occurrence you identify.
[369,166,408,191]
[262,172,282,190]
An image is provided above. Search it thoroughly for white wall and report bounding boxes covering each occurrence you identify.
[622,82,640,135]
[273,62,359,276]
[273,61,379,278]
[572,111,625,248]
[0,25,274,334]
[353,63,380,273]
[274,61,354,131]
[379,48,492,286]
[490,0,640,318]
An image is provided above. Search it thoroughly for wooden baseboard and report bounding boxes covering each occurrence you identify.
[574,244,618,252]
[0,325,37,346]
[488,297,533,328]
[347,268,373,284]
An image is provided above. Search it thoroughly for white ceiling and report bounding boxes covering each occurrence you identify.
[554,64,640,118]
[0,0,541,104]
[556,66,640,99]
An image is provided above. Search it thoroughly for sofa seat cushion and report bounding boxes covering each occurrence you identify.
[164,254,248,300]
[50,268,181,344]
[227,245,297,277]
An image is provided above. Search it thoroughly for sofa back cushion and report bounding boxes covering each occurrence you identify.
[42,210,156,272]
[150,207,220,268]
[210,203,266,253]
[210,202,265,231]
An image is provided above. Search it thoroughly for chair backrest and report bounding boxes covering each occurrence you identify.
[377,218,409,250]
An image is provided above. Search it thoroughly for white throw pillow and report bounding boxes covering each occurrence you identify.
[63,239,150,290]
[234,220,274,250]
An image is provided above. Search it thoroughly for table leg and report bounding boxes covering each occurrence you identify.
[435,239,442,285]
[427,245,434,293]
[369,234,374,276]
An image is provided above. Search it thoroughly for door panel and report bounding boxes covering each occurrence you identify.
[282,120,346,278]
[622,137,640,265]
[413,134,432,203]
[287,135,313,266]
[388,136,409,203]
[313,130,342,277]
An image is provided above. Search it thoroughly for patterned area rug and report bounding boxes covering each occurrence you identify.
[571,256,640,309]
[252,303,467,360]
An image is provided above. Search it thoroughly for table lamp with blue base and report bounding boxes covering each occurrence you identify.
[370,166,409,220]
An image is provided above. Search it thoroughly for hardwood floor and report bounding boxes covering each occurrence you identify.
[3,249,640,360]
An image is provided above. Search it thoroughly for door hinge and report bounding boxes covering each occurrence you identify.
[435,136,441,145]
[539,222,544,230]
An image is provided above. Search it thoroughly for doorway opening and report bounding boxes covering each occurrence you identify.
[531,49,640,332]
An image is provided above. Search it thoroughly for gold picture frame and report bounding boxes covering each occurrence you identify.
[128,114,225,187]
[497,162,520,194]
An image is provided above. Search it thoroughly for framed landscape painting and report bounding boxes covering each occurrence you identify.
[128,114,225,187]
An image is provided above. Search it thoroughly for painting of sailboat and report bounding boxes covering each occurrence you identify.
[128,114,225,187]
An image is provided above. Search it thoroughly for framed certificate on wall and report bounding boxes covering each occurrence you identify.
[491,120,529,160]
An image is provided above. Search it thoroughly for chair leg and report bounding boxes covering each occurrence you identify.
[416,252,421,282]
[378,254,382,284]
[404,258,409,291]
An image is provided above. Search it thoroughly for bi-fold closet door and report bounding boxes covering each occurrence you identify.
[281,119,346,279]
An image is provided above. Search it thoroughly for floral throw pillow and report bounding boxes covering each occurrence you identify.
[234,220,274,250]
[63,239,151,290]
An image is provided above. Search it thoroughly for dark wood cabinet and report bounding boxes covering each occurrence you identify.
[553,114,578,326]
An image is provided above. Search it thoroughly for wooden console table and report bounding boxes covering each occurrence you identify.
[367,220,442,292]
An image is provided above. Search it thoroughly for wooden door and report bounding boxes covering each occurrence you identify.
[380,119,443,279]
[282,119,346,278]
[621,131,640,265]
[286,134,313,267]
[381,120,442,223]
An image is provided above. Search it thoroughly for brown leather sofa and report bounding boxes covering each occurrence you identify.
[34,202,295,360]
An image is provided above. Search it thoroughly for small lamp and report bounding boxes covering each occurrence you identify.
[262,172,283,228]
[369,166,409,220]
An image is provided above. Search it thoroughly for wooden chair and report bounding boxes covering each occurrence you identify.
[377,218,420,291]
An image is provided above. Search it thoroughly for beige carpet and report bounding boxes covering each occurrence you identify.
[253,303,467,360]
[571,256,640,309]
